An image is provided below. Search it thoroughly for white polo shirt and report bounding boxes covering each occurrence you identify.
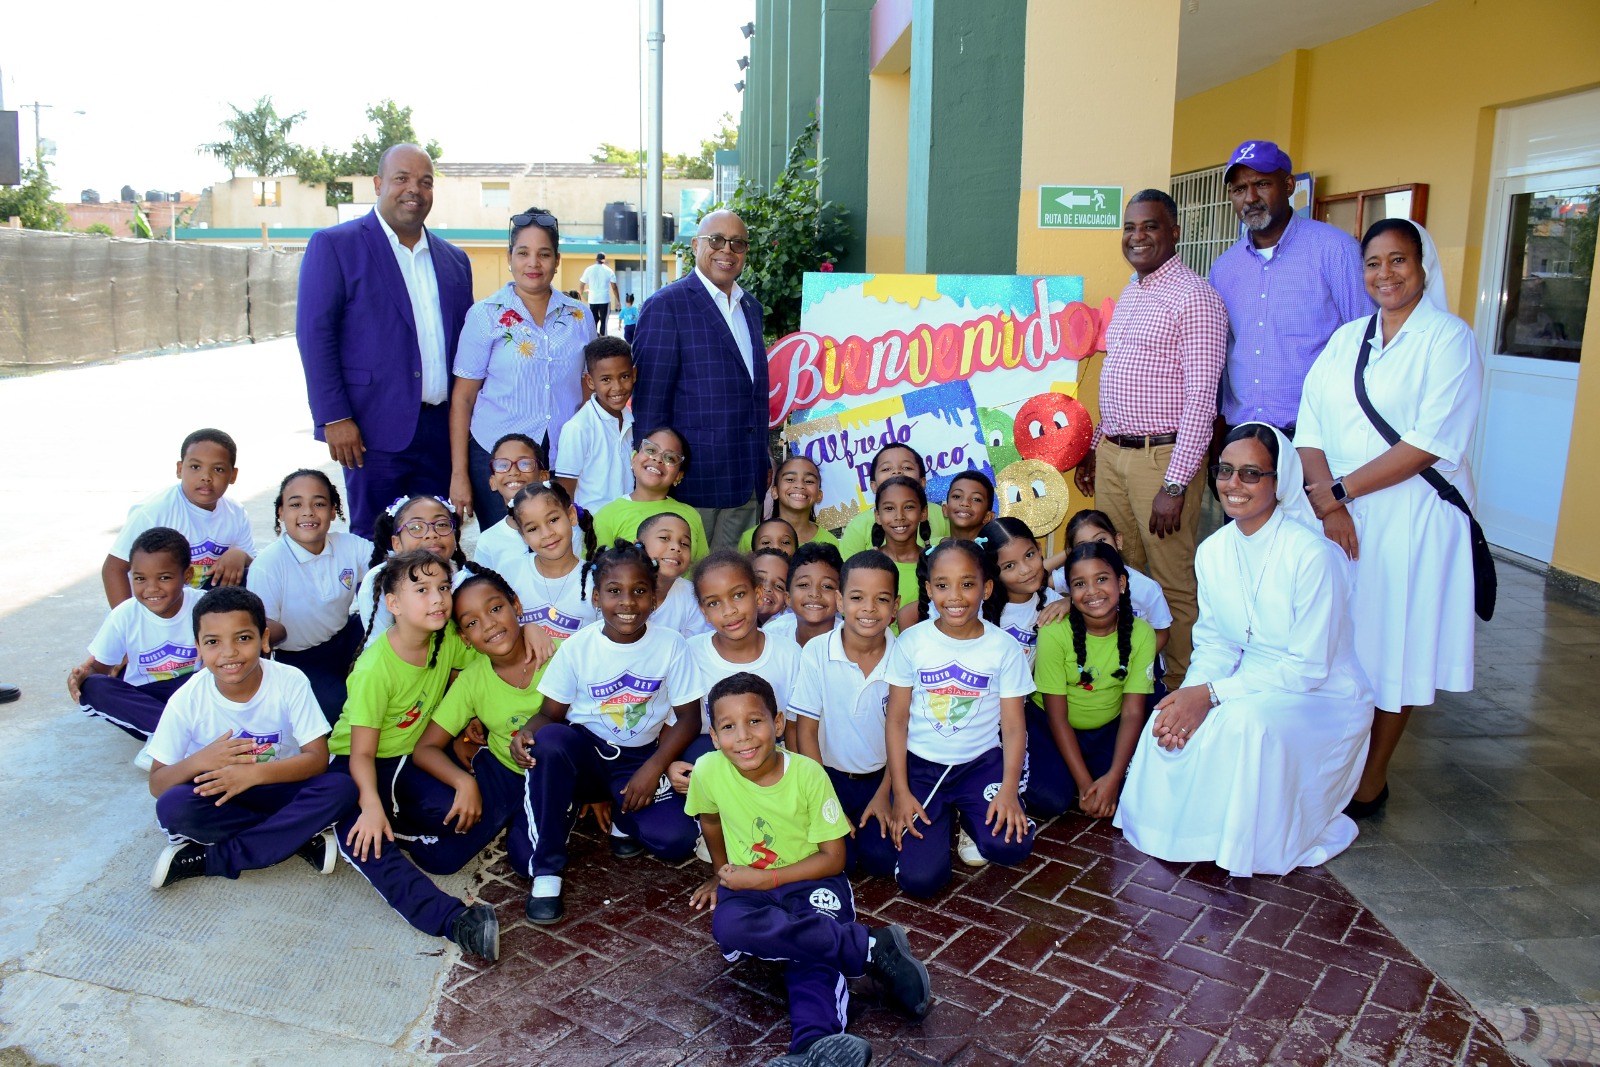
[500,553,598,640]
[653,578,711,640]
[109,483,256,588]
[146,659,328,767]
[538,621,704,748]
[553,396,635,513]
[884,620,1033,764]
[248,531,374,651]
[472,517,526,576]
[788,627,897,775]
[688,630,803,731]
[373,209,448,405]
[86,587,204,687]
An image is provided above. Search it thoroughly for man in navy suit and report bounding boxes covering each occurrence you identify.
[632,210,770,549]
[296,144,474,538]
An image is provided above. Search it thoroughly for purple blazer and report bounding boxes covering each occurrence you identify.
[295,212,473,453]
[631,272,770,509]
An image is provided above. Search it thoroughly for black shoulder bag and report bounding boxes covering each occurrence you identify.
[1352,315,1496,621]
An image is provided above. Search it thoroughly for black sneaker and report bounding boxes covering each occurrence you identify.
[150,842,207,889]
[768,1032,873,1067]
[449,902,500,962]
[296,830,337,875]
[525,892,565,925]
[609,834,645,859]
[866,924,931,1020]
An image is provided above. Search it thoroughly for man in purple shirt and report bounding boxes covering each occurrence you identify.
[1208,140,1372,444]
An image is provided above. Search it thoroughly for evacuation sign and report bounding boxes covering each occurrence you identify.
[1038,186,1123,229]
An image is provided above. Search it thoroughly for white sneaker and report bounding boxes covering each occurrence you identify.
[694,834,711,863]
[132,744,154,771]
[956,828,988,868]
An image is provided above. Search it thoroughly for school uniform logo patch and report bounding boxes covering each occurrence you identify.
[139,642,198,681]
[589,671,664,740]
[809,887,842,916]
[189,540,228,586]
[1003,625,1038,649]
[821,799,842,824]
[238,730,281,762]
[339,567,355,590]
[395,699,425,730]
[520,604,584,640]
[918,662,991,735]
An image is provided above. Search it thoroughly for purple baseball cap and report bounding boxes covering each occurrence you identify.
[1224,140,1293,182]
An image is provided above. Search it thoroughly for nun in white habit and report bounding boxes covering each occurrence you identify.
[1114,423,1374,878]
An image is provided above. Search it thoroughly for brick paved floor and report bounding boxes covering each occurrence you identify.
[431,815,1526,1066]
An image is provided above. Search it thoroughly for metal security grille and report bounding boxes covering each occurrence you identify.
[1172,163,1238,278]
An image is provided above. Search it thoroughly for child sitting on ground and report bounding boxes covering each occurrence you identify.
[687,672,931,1067]
[553,336,637,514]
[103,428,255,607]
[145,587,357,890]
[71,526,202,744]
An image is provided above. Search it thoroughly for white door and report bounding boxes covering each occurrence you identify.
[1473,94,1598,562]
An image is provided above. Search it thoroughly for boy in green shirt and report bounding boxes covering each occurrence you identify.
[686,673,932,1067]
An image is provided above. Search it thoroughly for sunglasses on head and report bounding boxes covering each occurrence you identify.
[511,211,558,230]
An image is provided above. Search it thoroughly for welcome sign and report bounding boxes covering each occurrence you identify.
[767,273,1112,533]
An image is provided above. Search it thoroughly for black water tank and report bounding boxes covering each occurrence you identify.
[662,213,677,242]
[604,201,639,242]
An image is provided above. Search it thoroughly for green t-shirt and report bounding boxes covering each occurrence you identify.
[737,523,842,553]
[1033,618,1157,730]
[329,623,477,758]
[592,497,709,562]
[432,653,548,774]
[838,506,950,558]
[893,560,921,613]
[684,749,848,869]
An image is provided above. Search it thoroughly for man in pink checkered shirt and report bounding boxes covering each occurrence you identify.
[1074,189,1227,689]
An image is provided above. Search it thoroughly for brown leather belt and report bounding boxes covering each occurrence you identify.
[1108,433,1178,449]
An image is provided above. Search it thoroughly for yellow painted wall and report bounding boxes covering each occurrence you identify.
[865,68,910,272]
[1170,51,1307,178]
[1552,265,1600,583]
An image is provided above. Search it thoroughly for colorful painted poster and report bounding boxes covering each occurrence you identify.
[769,273,1111,534]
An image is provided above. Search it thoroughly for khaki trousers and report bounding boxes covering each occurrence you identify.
[1094,440,1203,689]
[697,490,763,553]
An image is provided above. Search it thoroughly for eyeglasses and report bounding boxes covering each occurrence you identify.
[491,457,539,474]
[511,211,558,229]
[638,441,684,466]
[698,234,750,255]
[1209,464,1278,485]
[400,518,456,536]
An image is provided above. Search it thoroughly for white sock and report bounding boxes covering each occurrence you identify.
[532,875,563,898]
[867,935,877,962]
[609,823,629,838]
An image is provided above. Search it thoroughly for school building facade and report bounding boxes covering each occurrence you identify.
[736,0,1600,591]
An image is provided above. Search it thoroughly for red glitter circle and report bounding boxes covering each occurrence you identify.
[1013,393,1093,472]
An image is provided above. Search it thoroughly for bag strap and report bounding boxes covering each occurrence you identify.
[1352,315,1475,520]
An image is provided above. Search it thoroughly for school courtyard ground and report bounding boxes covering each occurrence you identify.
[0,338,1596,1067]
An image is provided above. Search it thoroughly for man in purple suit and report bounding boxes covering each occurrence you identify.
[632,209,771,549]
[296,144,474,538]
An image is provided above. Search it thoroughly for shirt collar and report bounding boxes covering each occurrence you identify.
[1243,213,1301,259]
[694,266,745,308]
[1132,253,1186,288]
[826,627,894,671]
[372,206,429,253]
[284,536,326,564]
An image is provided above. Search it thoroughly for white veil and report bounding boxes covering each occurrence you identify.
[1413,220,1448,311]
[1229,421,1319,531]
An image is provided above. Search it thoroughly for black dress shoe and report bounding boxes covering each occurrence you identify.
[0,684,19,705]
[609,834,645,859]
[1343,784,1389,820]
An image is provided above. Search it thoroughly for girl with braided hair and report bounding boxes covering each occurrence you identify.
[871,475,933,618]
[1031,542,1155,820]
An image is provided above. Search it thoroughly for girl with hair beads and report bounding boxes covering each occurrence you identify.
[327,549,499,961]
[413,564,548,886]
[1032,542,1155,819]
[247,470,374,723]
[885,539,1036,897]
[592,427,709,561]
[871,476,934,612]
[743,517,799,557]
[471,433,547,575]
[356,495,469,650]
[638,511,710,638]
[739,454,840,551]
[513,540,705,924]
[942,470,996,543]
[500,481,599,643]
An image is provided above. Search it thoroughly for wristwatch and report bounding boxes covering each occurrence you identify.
[1160,481,1185,499]
[1330,477,1349,503]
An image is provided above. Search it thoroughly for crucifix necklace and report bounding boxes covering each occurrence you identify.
[1233,514,1284,644]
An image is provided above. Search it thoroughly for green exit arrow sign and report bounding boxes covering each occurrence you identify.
[1038,185,1123,229]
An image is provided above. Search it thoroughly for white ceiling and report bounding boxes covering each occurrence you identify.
[1177,0,1440,98]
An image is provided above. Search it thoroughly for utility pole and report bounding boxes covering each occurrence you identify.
[18,101,53,165]
[644,0,665,298]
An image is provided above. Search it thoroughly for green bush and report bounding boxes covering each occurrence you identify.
[84,223,114,236]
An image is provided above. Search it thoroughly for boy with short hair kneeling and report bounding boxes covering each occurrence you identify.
[146,587,357,888]
[688,673,932,1067]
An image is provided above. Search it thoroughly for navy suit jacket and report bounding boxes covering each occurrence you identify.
[295,212,473,453]
[631,273,770,509]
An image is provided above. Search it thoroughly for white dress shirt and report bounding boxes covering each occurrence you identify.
[693,267,754,378]
[373,208,448,405]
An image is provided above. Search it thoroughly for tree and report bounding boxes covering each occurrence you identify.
[0,160,66,230]
[589,114,738,180]
[680,112,738,180]
[291,100,444,206]
[590,143,646,177]
[199,96,306,204]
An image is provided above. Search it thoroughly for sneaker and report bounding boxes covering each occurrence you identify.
[866,924,932,1020]
[449,902,500,962]
[525,892,565,925]
[768,1032,873,1067]
[956,828,988,868]
[296,830,337,875]
[610,834,645,859]
[694,834,711,863]
[150,842,207,889]
[132,744,155,771]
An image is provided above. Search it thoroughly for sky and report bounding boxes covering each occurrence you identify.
[4,0,754,200]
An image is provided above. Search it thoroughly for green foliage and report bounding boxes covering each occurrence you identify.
[0,160,66,230]
[589,113,737,181]
[290,100,443,206]
[681,112,739,181]
[198,96,305,203]
[674,116,849,340]
[83,222,114,236]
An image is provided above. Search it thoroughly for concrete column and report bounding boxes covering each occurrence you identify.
[819,0,872,270]
[784,0,823,175]
[746,0,773,189]
[905,0,1028,274]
